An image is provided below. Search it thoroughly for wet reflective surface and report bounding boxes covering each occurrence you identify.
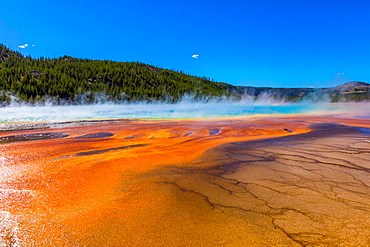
[0,116,369,246]
[0,132,68,144]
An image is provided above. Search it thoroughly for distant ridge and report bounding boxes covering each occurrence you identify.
[0,44,369,104]
[333,81,370,90]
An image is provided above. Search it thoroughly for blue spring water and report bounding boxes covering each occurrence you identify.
[0,102,367,123]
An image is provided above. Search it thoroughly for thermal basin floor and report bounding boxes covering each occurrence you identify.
[0,116,369,246]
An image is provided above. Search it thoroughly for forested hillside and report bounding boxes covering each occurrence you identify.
[0,44,369,105]
[0,44,235,104]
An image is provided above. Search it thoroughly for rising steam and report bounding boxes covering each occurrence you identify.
[1,94,369,126]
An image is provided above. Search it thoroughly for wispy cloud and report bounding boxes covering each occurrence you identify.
[18,44,35,48]
[337,72,345,76]
[192,54,199,59]
[19,44,28,48]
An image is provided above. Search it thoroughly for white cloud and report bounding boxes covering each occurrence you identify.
[337,72,345,76]
[19,44,34,48]
[192,54,199,58]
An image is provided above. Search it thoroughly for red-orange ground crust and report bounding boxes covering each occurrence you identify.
[1,116,369,246]
[1,118,308,205]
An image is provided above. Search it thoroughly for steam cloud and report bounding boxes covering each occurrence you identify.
[0,95,369,126]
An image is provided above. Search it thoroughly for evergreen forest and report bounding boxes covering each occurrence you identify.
[0,44,236,105]
[0,44,369,105]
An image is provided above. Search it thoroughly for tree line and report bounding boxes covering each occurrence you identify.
[0,44,235,105]
[1,44,369,105]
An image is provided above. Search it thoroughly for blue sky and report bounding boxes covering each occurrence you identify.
[1,0,369,88]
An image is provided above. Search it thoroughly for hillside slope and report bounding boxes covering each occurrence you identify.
[329,81,370,102]
[0,44,369,104]
[0,44,235,104]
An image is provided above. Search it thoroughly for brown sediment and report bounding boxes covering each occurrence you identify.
[0,116,370,246]
[73,144,150,157]
[73,131,114,139]
[0,132,69,143]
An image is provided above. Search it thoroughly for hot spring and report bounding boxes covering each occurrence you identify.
[1,100,369,124]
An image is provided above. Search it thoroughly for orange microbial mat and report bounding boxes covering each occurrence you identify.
[1,116,370,246]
